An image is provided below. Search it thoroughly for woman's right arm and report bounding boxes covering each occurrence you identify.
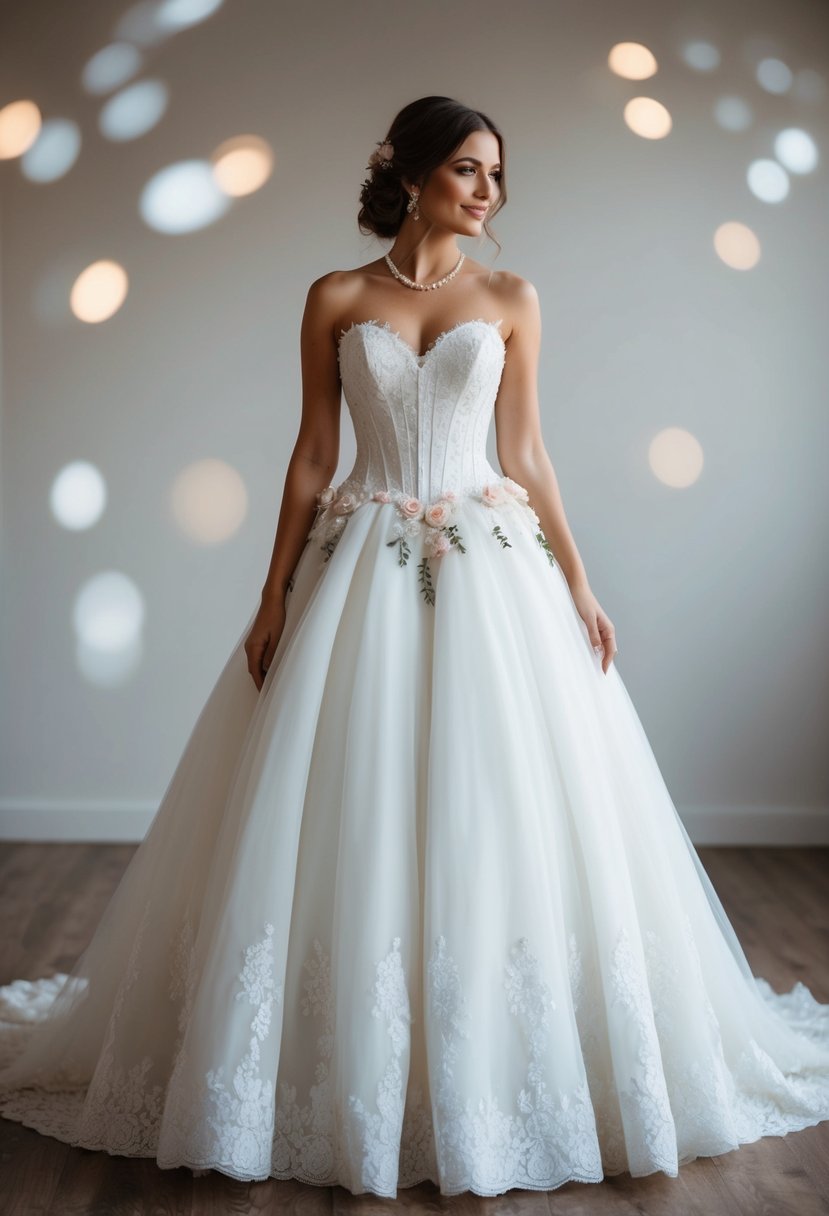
[245,274,343,689]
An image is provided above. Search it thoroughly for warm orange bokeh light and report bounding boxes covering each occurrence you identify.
[70,260,129,323]
[0,99,42,159]
[608,42,658,81]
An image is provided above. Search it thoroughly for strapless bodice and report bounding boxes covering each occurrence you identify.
[333,317,506,503]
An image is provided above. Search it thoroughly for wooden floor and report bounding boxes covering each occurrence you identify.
[1,843,827,1215]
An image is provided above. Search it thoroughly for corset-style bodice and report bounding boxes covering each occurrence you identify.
[335,317,506,502]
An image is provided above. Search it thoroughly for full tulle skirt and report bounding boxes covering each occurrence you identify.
[1,496,828,1198]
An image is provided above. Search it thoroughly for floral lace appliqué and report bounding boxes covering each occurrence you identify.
[3,918,829,1196]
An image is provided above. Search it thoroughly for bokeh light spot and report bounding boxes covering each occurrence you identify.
[623,97,672,139]
[140,159,231,233]
[81,42,143,94]
[171,459,248,544]
[99,79,169,141]
[607,42,657,80]
[0,99,42,159]
[774,127,818,174]
[21,118,82,182]
[73,571,145,653]
[211,135,274,197]
[648,428,704,489]
[747,158,789,203]
[713,221,761,270]
[70,260,129,323]
[50,461,108,530]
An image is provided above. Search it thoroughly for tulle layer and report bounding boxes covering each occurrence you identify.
[1,495,828,1198]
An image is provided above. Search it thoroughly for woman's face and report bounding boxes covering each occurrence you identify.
[414,129,502,234]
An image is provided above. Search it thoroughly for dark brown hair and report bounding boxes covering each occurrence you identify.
[357,95,506,251]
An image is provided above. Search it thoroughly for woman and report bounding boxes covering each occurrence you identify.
[1,95,828,1200]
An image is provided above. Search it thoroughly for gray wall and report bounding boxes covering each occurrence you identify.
[1,0,827,843]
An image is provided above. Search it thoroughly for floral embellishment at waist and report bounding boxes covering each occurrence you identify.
[306,476,554,602]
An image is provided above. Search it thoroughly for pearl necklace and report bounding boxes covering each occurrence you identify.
[384,250,465,291]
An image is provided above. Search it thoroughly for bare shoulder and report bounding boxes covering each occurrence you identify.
[304,264,383,332]
[487,268,539,311]
[305,267,359,309]
[467,265,540,341]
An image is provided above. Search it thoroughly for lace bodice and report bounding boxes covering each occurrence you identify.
[335,317,506,503]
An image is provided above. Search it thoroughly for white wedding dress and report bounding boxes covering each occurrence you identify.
[1,316,828,1198]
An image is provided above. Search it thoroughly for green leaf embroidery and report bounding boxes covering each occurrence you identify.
[444,523,467,553]
[417,556,436,606]
[492,524,512,549]
[535,530,556,566]
[386,535,411,566]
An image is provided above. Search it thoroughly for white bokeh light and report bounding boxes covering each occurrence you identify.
[156,0,225,30]
[50,461,108,530]
[73,571,145,653]
[81,43,143,95]
[774,128,818,174]
[682,41,721,72]
[747,158,790,203]
[140,159,231,234]
[756,58,793,95]
[114,3,172,47]
[76,635,144,687]
[99,80,170,142]
[21,118,82,183]
[648,428,704,489]
[714,96,752,133]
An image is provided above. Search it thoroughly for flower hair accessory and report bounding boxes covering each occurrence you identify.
[368,139,394,170]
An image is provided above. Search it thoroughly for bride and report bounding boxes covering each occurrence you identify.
[1,94,828,1199]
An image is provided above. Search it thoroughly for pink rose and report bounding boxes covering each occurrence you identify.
[399,497,424,519]
[502,477,529,502]
[432,533,451,556]
[481,482,508,507]
[424,500,454,528]
[318,486,336,507]
[332,492,357,515]
[372,490,392,503]
[442,489,457,500]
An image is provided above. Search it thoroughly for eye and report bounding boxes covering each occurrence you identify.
[457,166,502,181]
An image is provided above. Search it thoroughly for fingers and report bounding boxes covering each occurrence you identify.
[262,644,276,678]
[587,613,618,676]
[587,616,603,660]
[597,619,617,675]
[245,638,268,691]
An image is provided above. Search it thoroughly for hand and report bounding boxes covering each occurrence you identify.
[569,584,618,675]
[244,599,287,691]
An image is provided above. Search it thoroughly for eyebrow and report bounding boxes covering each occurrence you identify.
[450,156,502,168]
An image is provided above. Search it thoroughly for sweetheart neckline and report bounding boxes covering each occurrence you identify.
[337,316,505,365]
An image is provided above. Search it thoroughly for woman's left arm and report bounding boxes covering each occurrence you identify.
[493,276,618,674]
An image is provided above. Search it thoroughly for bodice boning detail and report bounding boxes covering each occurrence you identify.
[307,317,556,603]
[334,317,507,504]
